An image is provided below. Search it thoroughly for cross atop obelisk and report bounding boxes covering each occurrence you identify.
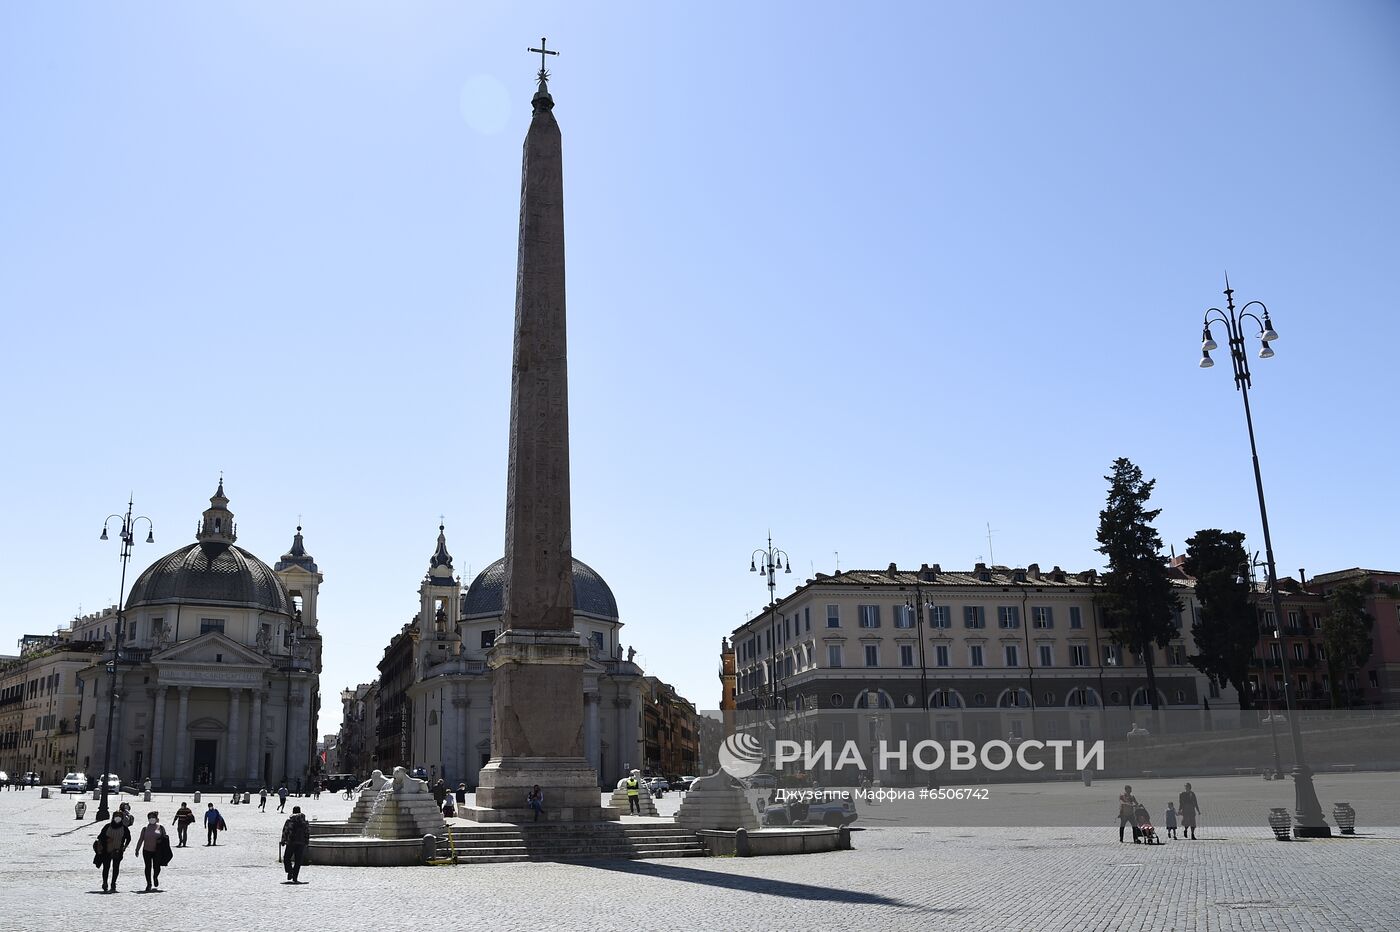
[528,37,559,93]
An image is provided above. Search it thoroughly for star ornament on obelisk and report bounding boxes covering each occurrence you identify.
[469,39,615,823]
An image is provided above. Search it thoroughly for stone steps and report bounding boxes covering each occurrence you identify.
[451,847,708,864]
[435,823,707,863]
[449,835,701,850]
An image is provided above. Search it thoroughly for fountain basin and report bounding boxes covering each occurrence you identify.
[307,835,430,867]
[696,827,845,857]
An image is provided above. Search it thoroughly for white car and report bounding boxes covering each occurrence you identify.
[61,772,88,794]
[96,773,121,793]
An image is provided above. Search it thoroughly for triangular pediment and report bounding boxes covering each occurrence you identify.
[153,632,269,668]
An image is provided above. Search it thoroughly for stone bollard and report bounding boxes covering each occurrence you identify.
[193,791,201,804]
[1081,768,1093,787]
[243,792,250,804]
[838,825,852,850]
[735,827,751,857]
[143,791,152,803]
[421,834,438,864]
[40,787,51,799]
[75,801,88,820]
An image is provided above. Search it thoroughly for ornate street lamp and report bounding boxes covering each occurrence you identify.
[904,582,938,786]
[95,498,154,821]
[1198,276,1329,837]
[748,535,792,746]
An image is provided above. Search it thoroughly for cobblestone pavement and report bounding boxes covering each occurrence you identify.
[2,776,1397,932]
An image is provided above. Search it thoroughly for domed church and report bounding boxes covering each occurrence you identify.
[73,482,322,790]
[394,525,643,789]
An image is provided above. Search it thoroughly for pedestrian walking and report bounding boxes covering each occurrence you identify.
[1178,782,1202,840]
[1165,801,1178,840]
[312,782,322,800]
[1117,785,1140,843]
[280,805,311,884]
[173,802,195,847]
[204,802,225,846]
[94,813,131,893]
[277,784,288,812]
[526,785,544,821]
[455,783,467,805]
[134,810,171,891]
[118,802,134,827]
[625,771,642,815]
[259,787,268,812]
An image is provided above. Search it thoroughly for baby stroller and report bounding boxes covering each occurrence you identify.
[1134,804,1162,845]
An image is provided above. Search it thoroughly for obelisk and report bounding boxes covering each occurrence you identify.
[472,41,611,822]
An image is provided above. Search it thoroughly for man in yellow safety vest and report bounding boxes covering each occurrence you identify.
[625,770,642,815]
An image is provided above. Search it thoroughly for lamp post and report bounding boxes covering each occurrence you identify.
[1198,276,1330,837]
[1243,555,1286,780]
[749,535,792,747]
[904,580,937,786]
[95,498,154,821]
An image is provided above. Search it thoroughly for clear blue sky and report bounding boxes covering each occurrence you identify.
[3,2,1397,737]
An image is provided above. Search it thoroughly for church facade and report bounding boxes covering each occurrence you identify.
[369,526,644,789]
[73,483,323,790]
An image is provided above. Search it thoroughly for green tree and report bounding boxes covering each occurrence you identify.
[1182,529,1257,710]
[1095,458,1182,712]
[1323,582,1374,707]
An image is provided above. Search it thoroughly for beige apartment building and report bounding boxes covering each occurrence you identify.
[0,634,104,783]
[729,561,1233,751]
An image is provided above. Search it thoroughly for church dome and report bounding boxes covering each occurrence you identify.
[124,480,294,616]
[126,543,293,616]
[462,557,618,621]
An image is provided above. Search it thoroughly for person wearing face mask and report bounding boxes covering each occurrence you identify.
[134,811,171,891]
[94,814,131,893]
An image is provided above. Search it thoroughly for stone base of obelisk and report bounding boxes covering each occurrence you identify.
[467,631,620,823]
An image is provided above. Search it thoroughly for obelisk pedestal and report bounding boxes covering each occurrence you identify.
[471,631,613,821]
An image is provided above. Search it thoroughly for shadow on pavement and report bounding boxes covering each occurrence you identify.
[581,859,963,914]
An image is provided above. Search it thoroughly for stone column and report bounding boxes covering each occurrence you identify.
[614,697,629,779]
[226,689,242,787]
[621,696,639,776]
[246,689,264,785]
[149,686,167,787]
[172,686,191,786]
[584,693,600,780]
[450,693,469,786]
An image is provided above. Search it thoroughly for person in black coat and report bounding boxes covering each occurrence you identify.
[94,814,131,893]
[280,806,311,884]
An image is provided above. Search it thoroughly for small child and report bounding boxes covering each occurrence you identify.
[1165,801,1178,839]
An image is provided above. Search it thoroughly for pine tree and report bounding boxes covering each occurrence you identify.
[1095,458,1182,712]
[1182,529,1257,709]
[1323,582,1374,707]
